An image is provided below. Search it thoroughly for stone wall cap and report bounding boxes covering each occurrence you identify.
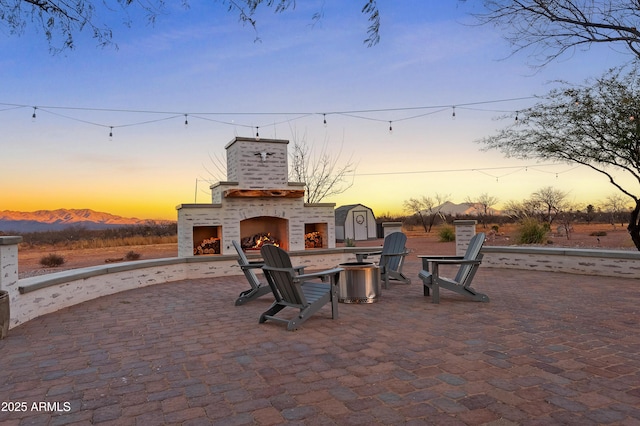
[0,236,23,245]
[453,220,477,225]
[225,136,289,149]
[482,245,640,259]
[176,203,223,210]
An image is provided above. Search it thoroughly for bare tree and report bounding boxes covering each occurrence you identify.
[502,199,536,221]
[555,203,579,239]
[465,193,499,228]
[479,65,640,249]
[603,193,633,227]
[403,194,449,232]
[531,186,569,225]
[474,0,640,67]
[404,198,429,232]
[288,131,356,204]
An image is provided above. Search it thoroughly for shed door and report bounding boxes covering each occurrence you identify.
[352,210,369,240]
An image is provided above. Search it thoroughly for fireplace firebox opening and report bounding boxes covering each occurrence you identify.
[240,216,289,251]
[193,226,222,255]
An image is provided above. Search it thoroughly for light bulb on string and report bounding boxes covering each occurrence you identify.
[256,127,260,140]
[184,114,189,127]
[389,121,393,134]
[323,114,327,127]
[515,111,519,121]
[109,127,113,141]
[31,107,37,121]
[452,106,456,119]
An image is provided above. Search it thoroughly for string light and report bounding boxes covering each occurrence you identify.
[255,126,260,140]
[515,111,519,121]
[389,121,393,133]
[109,126,113,140]
[2,96,535,137]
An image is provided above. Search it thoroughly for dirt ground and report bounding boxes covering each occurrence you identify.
[16,223,635,279]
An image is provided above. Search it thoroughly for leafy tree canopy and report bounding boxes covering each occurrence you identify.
[479,64,640,248]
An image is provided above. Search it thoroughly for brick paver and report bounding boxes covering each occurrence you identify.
[1,257,640,425]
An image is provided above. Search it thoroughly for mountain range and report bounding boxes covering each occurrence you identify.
[0,209,171,233]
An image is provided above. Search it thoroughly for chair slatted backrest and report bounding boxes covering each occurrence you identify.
[454,233,486,285]
[380,232,407,271]
[232,240,260,287]
[261,245,307,306]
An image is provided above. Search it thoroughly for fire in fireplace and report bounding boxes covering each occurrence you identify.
[241,232,280,250]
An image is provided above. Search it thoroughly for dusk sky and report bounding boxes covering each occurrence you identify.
[1,1,634,220]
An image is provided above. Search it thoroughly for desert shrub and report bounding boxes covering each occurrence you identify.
[40,253,65,267]
[438,226,456,242]
[344,238,356,247]
[491,225,499,233]
[20,223,177,248]
[517,218,548,244]
[124,251,141,261]
[590,231,607,237]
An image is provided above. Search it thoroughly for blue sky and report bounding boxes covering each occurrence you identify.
[0,1,633,219]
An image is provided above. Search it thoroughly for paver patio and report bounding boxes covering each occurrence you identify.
[1,263,639,425]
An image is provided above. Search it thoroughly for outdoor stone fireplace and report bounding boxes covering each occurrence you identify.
[176,137,336,257]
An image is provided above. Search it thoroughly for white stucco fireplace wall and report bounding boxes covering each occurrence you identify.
[177,137,336,257]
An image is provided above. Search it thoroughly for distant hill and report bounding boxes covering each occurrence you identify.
[0,209,171,233]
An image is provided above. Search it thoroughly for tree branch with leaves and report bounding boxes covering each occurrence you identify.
[3,0,381,52]
[479,64,640,249]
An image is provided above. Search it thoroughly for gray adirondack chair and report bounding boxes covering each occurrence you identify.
[418,232,489,304]
[259,244,342,331]
[356,231,411,289]
[233,240,307,305]
[232,240,271,305]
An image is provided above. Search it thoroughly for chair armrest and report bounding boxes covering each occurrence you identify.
[355,250,383,262]
[295,268,344,282]
[241,263,264,270]
[417,255,464,260]
[356,250,383,256]
[382,251,409,257]
[424,258,482,266]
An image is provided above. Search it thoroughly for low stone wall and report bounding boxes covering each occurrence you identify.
[482,246,640,278]
[3,244,359,330]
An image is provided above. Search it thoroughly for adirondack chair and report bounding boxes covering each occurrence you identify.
[232,240,271,306]
[233,240,306,306]
[418,232,489,304]
[356,231,411,289]
[259,244,342,331]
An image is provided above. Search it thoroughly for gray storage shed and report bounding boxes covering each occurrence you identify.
[335,204,377,241]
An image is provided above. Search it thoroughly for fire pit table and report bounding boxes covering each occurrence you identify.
[338,262,381,303]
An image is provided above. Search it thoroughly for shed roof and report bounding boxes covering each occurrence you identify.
[334,204,374,226]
